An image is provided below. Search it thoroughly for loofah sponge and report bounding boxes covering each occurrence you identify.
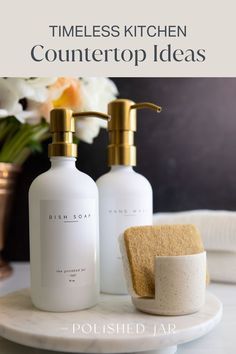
[120,224,205,298]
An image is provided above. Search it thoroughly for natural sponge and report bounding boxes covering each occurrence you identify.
[121,224,205,298]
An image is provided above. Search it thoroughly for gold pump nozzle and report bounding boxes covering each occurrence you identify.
[73,111,111,121]
[48,108,110,157]
[131,102,162,113]
[107,99,162,166]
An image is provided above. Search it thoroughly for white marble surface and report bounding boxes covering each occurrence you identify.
[0,263,235,354]
[0,288,221,353]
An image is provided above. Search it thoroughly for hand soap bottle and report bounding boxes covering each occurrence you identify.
[29,108,110,312]
[97,99,162,294]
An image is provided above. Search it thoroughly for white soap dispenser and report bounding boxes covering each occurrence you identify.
[97,99,162,294]
[29,108,110,312]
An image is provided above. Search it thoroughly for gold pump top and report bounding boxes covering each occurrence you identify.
[48,108,110,158]
[107,99,162,166]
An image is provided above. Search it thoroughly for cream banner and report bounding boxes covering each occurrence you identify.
[0,0,235,77]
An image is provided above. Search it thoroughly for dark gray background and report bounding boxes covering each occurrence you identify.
[5,78,236,261]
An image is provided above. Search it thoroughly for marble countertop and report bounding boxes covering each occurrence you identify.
[0,263,235,354]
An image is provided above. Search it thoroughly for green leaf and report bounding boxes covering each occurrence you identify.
[0,118,50,164]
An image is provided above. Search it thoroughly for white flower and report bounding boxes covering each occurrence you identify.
[0,78,28,122]
[0,78,58,123]
[23,78,57,102]
[76,78,118,143]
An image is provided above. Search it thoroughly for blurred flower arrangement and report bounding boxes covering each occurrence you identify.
[0,77,118,165]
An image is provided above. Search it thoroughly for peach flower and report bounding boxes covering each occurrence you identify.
[27,77,82,123]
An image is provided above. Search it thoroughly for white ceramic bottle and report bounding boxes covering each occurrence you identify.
[97,99,162,294]
[29,108,110,312]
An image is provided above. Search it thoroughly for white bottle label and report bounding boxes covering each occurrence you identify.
[101,196,152,259]
[40,199,96,288]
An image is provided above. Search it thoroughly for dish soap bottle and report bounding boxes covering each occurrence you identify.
[29,108,110,312]
[97,99,162,294]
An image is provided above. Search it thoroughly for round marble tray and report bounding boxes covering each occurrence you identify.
[0,289,222,354]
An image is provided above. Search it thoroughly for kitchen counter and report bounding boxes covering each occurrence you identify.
[0,263,235,354]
